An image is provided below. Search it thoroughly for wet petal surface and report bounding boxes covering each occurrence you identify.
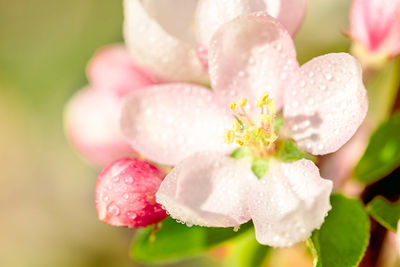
[284,53,368,155]
[209,13,298,115]
[156,151,255,227]
[123,0,208,83]
[249,159,332,247]
[120,84,233,165]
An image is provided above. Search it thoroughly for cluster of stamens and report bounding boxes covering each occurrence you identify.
[224,93,278,157]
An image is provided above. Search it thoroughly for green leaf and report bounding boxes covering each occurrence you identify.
[277,139,316,162]
[224,228,270,267]
[130,218,251,264]
[367,196,400,231]
[273,116,285,132]
[230,147,251,159]
[251,158,270,179]
[354,113,400,184]
[309,194,370,267]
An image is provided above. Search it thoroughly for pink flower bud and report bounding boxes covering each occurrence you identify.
[64,88,135,167]
[350,0,400,59]
[95,158,168,228]
[87,44,157,97]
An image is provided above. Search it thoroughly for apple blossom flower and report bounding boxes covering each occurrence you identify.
[95,158,168,227]
[123,0,307,83]
[350,0,400,62]
[87,44,156,96]
[64,45,156,167]
[120,13,368,247]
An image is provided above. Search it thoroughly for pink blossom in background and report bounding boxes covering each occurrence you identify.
[120,13,368,247]
[64,45,157,167]
[123,0,307,83]
[95,158,168,228]
[65,88,135,167]
[87,44,156,97]
[350,0,400,58]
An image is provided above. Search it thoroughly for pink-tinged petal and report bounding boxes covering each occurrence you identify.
[123,0,209,84]
[64,88,135,167]
[284,53,368,155]
[264,0,307,36]
[95,158,167,228]
[249,159,332,247]
[195,0,306,47]
[350,0,400,56]
[120,84,233,165]
[194,0,267,46]
[87,44,157,97]
[209,13,299,115]
[156,151,254,227]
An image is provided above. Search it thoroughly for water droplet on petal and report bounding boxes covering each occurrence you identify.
[107,203,120,216]
[325,73,333,81]
[125,177,133,184]
[127,211,137,221]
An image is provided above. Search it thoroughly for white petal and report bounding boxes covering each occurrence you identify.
[195,0,306,47]
[284,53,368,155]
[120,84,233,165]
[123,0,208,84]
[249,159,332,247]
[195,0,267,46]
[209,13,299,115]
[264,0,307,36]
[156,151,255,227]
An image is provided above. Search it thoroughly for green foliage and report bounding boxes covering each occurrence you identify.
[355,113,400,184]
[224,228,270,267]
[251,158,270,179]
[277,139,316,162]
[273,116,285,132]
[367,196,400,231]
[130,218,251,264]
[230,147,251,159]
[309,194,370,267]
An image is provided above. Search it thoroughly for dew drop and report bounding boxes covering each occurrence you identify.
[274,43,282,51]
[325,73,333,81]
[127,211,137,221]
[125,177,133,184]
[107,203,120,216]
[123,193,129,200]
[103,195,109,202]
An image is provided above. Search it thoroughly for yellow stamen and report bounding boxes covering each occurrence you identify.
[237,98,247,107]
[236,139,244,146]
[224,93,279,157]
[224,130,235,144]
[232,119,241,132]
[267,99,276,114]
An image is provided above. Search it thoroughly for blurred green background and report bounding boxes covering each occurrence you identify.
[0,0,351,266]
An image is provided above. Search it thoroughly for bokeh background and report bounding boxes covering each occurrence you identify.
[0,0,351,266]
